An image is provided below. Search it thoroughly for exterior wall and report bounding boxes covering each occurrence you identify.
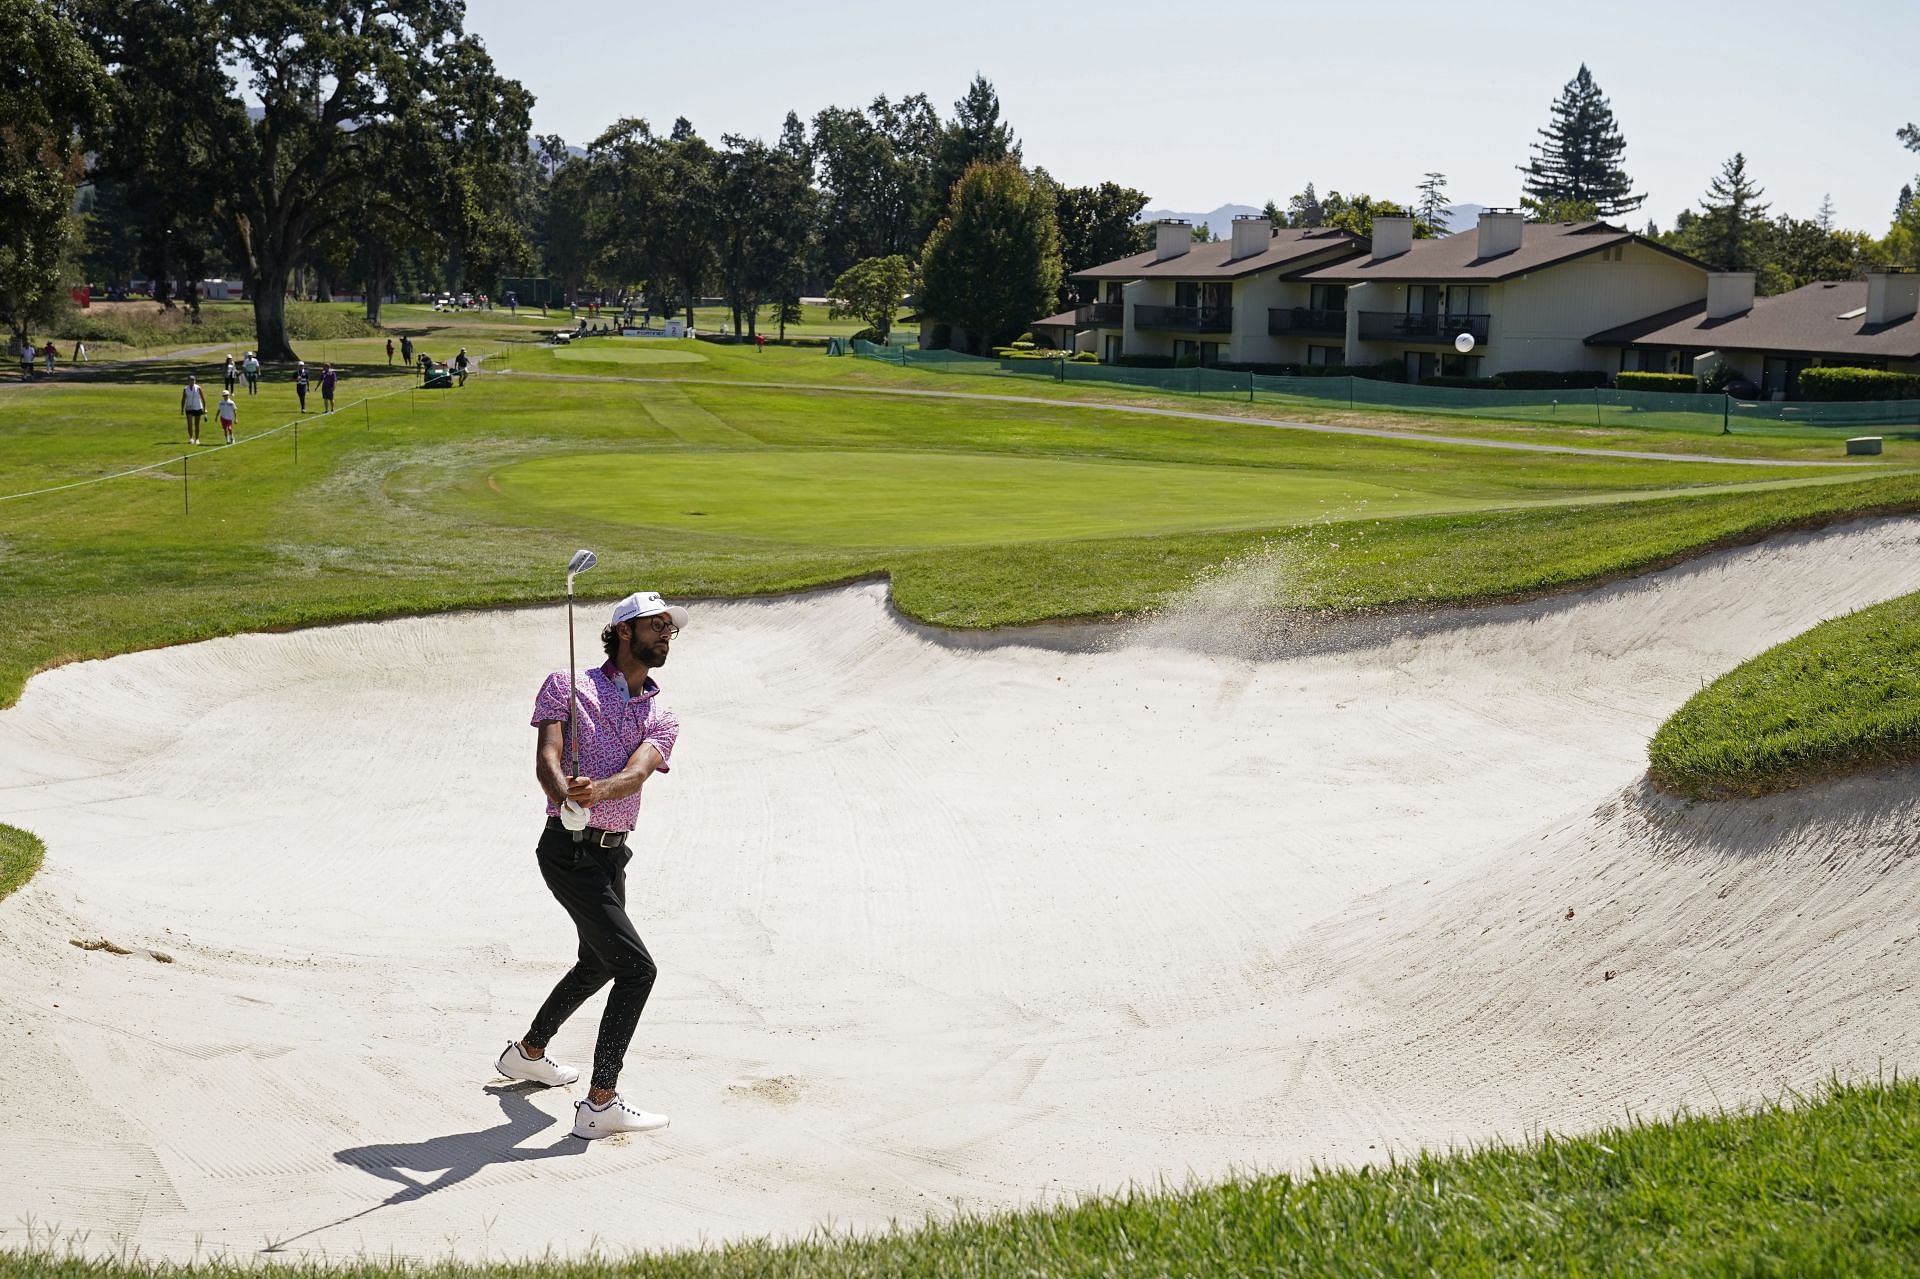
[1342,242,1706,375]
[1121,279,1177,359]
[1228,275,1303,364]
[1492,243,1704,374]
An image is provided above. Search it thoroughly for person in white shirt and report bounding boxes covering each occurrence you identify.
[217,389,238,444]
[181,377,206,444]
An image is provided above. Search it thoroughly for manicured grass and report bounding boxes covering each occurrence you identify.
[1649,590,1920,798]
[3,367,1918,707]
[5,1076,1917,1276]
[505,337,1920,462]
[0,823,44,903]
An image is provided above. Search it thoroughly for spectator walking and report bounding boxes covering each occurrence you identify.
[294,362,310,413]
[43,343,57,375]
[217,390,238,444]
[755,332,766,354]
[242,351,261,395]
[74,341,88,363]
[19,342,33,380]
[400,334,413,365]
[453,347,470,386]
[181,377,206,445]
[320,363,338,412]
[386,337,395,366]
[223,354,238,393]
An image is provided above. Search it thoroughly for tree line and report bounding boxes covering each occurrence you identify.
[5,3,1918,361]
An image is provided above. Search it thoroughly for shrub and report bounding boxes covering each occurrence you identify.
[1701,362,1738,394]
[1615,371,1700,393]
[1113,354,1176,368]
[1070,351,1098,362]
[1292,360,1406,382]
[1216,362,1301,376]
[1420,375,1503,389]
[1798,366,1920,401]
[1499,369,1608,390]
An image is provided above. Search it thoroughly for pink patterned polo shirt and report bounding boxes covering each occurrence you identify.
[531,661,678,832]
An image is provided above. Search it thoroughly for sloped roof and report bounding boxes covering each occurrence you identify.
[1031,309,1081,329]
[1585,281,1920,360]
[1293,221,1705,283]
[1073,227,1365,281]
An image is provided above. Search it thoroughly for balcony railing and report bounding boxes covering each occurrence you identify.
[1268,306,1347,336]
[1074,302,1124,327]
[1357,311,1492,344]
[1132,304,1234,333]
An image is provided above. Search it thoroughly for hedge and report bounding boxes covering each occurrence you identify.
[1499,369,1609,390]
[1419,375,1503,389]
[1615,371,1700,393]
[1798,366,1920,401]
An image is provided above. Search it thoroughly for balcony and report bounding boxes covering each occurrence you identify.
[1074,302,1124,328]
[1132,304,1233,333]
[1357,311,1491,344]
[1268,306,1347,336]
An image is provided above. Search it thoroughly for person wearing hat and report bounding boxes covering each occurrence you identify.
[496,589,688,1139]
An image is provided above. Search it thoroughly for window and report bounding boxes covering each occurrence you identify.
[1174,281,1201,308]
[1307,345,1342,366]
[1104,335,1122,362]
[1310,284,1347,312]
[1444,285,1489,315]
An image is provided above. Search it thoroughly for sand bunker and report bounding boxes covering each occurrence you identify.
[2,517,1919,1261]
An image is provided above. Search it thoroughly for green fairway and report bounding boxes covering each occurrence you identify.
[550,343,710,366]
[496,448,1524,546]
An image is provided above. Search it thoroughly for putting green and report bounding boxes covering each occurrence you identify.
[490,449,1505,547]
[552,343,708,366]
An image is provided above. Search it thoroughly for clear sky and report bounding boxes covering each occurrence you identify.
[463,0,1918,235]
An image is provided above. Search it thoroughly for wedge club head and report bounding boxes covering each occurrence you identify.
[566,548,597,595]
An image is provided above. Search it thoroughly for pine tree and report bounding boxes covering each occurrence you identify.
[1415,172,1450,236]
[1518,65,1644,216]
[929,76,1020,232]
[1896,184,1914,221]
[1816,193,1835,231]
[1694,152,1771,273]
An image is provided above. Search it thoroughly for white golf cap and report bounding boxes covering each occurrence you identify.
[610,591,689,632]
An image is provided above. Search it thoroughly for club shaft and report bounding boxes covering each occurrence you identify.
[567,591,579,778]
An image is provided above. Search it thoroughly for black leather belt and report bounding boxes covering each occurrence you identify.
[547,815,628,848]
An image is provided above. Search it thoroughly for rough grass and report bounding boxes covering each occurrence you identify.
[1649,590,1920,797]
[48,300,378,354]
[3,1076,1916,1276]
[0,823,44,902]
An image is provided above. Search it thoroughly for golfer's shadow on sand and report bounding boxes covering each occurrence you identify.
[263,1083,584,1252]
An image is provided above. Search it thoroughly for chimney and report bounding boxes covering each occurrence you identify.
[1866,271,1920,324]
[1370,215,1413,259]
[1705,272,1756,320]
[1476,208,1524,257]
[1155,220,1192,261]
[1229,215,1271,261]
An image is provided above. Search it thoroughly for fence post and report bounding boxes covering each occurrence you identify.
[1056,358,1065,383]
[1722,393,1731,435]
[1594,385,1601,428]
[182,453,188,515]
[1248,370,1255,404]
[1348,375,1354,410]
[294,417,299,466]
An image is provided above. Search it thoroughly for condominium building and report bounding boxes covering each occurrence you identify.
[1069,217,1365,366]
[1587,271,1920,397]
[1293,211,1710,380]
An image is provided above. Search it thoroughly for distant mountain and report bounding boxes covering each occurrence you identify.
[1437,202,1487,234]
[1138,204,1262,240]
[1141,201,1492,237]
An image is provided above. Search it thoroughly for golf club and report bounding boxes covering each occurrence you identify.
[560,548,598,830]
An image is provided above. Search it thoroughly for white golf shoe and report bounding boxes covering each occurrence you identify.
[573,1095,670,1139]
[494,1041,580,1088]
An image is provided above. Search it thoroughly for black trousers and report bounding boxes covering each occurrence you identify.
[523,821,658,1091]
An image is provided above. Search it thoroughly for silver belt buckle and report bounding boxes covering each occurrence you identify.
[596,829,622,848]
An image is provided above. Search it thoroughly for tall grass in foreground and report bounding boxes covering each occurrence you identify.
[3,1077,1915,1277]
[1650,590,1920,797]
[0,823,44,902]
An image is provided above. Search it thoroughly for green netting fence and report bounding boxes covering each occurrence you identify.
[847,340,1920,439]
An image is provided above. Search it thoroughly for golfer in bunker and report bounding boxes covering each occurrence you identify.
[494,587,687,1139]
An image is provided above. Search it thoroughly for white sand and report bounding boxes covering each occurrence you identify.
[2,517,1919,1262]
